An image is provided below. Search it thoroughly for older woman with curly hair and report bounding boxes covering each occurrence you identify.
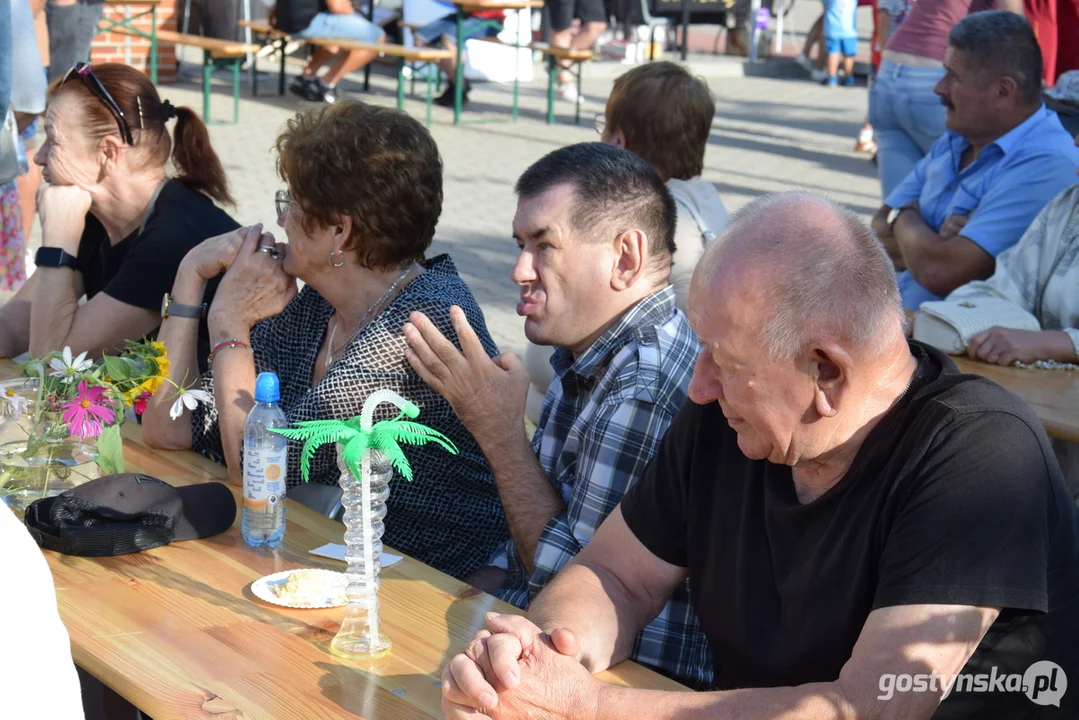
[141,100,508,581]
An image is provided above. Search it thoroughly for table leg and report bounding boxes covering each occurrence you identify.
[453,8,464,125]
[202,52,211,123]
[396,57,405,110]
[512,13,521,121]
[150,7,158,84]
[546,56,555,125]
[233,59,240,123]
[426,70,434,127]
[252,53,259,97]
[278,38,287,95]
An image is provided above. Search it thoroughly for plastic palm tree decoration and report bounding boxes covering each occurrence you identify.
[271,390,457,659]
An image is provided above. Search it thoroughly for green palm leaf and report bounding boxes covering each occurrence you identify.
[272,420,361,482]
[376,421,459,454]
[376,438,413,481]
[339,433,371,480]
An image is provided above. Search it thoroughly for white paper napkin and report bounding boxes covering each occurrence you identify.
[309,543,403,568]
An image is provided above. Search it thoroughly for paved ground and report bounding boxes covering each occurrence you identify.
[22,51,879,357]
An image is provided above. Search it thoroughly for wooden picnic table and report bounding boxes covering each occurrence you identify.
[951,356,1079,444]
[101,0,162,84]
[450,0,544,125]
[0,359,685,717]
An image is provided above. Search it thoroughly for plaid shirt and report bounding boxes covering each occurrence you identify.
[493,286,713,689]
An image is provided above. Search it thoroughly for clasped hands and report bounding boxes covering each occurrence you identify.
[442,612,600,720]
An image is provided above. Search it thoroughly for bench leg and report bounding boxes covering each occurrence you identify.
[575,61,582,125]
[425,70,434,127]
[279,39,287,96]
[364,64,371,93]
[251,52,259,97]
[233,59,241,124]
[396,57,405,111]
[202,52,212,124]
[546,56,556,125]
[410,62,417,97]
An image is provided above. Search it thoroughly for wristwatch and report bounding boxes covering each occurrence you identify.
[161,293,206,320]
[34,247,78,271]
[887,204,916,231]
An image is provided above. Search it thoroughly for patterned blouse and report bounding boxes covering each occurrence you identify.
[949,184,1079,358]
[191,255,509,580]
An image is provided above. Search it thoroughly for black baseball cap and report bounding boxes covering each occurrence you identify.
[23,473,237,557]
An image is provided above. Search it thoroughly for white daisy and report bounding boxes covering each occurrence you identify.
[49,347,93,379]
[169,388,213,420]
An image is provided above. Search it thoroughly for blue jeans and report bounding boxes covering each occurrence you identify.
[295,12,384,43]
[868,59,948,201]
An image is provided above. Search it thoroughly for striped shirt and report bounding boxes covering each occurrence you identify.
[493,285,714,689]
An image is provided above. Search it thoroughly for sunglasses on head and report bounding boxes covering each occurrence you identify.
[61,62,135,146]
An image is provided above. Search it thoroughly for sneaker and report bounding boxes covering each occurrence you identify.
[794,54,814,72]
[556,82,581,103]
[854,126,876,154]
[320,83,338,104]
[434,80,471,108]
[822,75,839,86]
[288,75,323,102]
[810,68,829,82]
[842,75,856,87]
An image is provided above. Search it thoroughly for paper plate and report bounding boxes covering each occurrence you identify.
[251,568,349,609]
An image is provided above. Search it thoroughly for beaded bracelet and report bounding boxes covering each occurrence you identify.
[208,339,252,368]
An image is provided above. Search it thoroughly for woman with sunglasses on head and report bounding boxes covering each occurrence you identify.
[0,62,239,365]
[141,101,509,583]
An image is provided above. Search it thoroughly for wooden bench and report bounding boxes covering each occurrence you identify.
[238,20,452,126]
[477,39,594,125]
[105,26,259,124]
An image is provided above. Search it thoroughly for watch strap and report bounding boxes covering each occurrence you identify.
[162,294,206,319]
[34,247,78,270]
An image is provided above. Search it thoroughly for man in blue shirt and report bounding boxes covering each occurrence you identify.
[872,11,1079,310]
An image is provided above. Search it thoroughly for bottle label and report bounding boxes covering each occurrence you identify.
[244,446,287,513]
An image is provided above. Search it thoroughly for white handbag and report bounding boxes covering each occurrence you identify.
[913,297,1042,354]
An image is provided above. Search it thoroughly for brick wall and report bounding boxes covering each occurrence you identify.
[91,0,179,81]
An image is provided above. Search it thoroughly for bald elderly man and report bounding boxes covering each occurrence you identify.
[441,193,1079,720]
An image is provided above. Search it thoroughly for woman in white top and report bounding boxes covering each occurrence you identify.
[947,179,1079,367]
[525,62,728,418]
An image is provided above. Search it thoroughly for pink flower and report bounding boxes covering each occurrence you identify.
[133,392,151,416]
[60,382,116,439]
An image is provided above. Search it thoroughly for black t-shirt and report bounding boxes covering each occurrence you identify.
[75,179,238,373]
[273,0,326,33]
[622,342,1079,719]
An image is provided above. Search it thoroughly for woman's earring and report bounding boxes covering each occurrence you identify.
[329,250,346,268]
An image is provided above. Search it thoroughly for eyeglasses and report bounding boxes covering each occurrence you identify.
[593,113,606,136]
[275,190,296,219]
[61,62,135,146]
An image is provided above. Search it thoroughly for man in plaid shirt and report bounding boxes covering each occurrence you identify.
[404,142,711,689]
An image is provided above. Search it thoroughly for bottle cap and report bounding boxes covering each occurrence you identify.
[254,372,281,403]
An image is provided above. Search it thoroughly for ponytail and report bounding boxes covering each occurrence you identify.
[171,106,234,206]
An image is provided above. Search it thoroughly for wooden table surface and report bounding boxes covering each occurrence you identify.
[951,355,1079,444]
[20,374,684,718]
[103,0,162,5]
[453,0,545,10]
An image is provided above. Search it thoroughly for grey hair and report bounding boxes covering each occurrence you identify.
[708,192,904,362]
[948,10,1043,106]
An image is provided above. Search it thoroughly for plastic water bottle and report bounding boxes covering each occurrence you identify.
[242,372,288,548]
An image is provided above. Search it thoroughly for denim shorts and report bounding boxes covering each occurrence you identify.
[295,12,384,43]
[413,14,502,46]
[825,36,857,57]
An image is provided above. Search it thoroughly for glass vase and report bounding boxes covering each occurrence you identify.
[330,447,392,659]
[0,378,104,513]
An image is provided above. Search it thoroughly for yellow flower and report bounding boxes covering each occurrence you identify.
[150,340,167,356]
[140,376,164,395]
[154,350,170,380]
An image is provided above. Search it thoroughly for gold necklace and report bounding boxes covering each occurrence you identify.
[325,263,415,370]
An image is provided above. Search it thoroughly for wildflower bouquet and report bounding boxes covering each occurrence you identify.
[15,341,172,475]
